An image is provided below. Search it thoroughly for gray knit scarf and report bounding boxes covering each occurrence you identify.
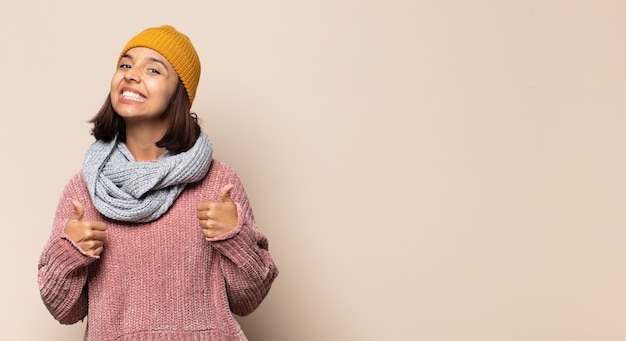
[82,132,212,223]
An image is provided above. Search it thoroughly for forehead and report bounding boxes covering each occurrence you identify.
[122,47,173,68]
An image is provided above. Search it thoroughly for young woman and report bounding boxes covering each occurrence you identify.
[38,25,278,340]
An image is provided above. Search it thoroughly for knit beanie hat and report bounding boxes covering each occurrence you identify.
[118,25,201,107]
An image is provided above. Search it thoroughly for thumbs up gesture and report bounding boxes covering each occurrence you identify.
[63,200,107,256]
[197,184,238,238]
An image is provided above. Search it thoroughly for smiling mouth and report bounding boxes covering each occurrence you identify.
[121,91,146,102]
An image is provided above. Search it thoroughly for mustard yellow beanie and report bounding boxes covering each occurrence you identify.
[118,25,201,107]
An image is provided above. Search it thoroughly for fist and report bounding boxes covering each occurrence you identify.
[197,184,238,238]
[63,200,107,256]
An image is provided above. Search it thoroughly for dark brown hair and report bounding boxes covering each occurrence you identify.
[89,80,201,154]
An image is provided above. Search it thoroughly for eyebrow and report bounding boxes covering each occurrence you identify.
[121,53,167,68]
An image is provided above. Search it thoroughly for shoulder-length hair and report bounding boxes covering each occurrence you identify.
[89,80,201,155]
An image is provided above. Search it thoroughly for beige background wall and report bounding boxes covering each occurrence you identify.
[1,0,625,340]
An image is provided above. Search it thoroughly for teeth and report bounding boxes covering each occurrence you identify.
[121,91,146,102]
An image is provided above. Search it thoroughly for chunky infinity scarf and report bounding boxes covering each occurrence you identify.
[82,132,212,223]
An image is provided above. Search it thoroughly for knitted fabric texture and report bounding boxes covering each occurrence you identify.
[38,161,279,340]
[82,132,212,223]
[118,25,201,107]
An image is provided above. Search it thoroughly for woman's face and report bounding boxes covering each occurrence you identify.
[110,47,179,123]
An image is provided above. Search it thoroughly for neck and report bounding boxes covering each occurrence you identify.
[124,122,168,161]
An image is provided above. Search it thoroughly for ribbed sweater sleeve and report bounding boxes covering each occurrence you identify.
[206,167,279,316]
[38,174,98,324]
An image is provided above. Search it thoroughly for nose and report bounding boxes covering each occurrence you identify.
[124,68,140,82]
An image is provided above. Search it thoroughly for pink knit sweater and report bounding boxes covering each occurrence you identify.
[38,160,278,340]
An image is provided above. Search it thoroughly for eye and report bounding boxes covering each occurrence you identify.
[119,63,131,69]
[148,68,161,75]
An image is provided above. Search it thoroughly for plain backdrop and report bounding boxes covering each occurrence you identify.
[1,0,625,340]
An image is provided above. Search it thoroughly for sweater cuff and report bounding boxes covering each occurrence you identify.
[205,204,263,265]
[207,223,261,267]
[46,234,100,272]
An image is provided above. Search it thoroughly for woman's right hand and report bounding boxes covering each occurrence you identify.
[63,200,107,256]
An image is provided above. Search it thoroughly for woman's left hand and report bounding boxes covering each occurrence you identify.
[197,184,238,238]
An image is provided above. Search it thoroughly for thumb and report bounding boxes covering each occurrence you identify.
[219,184,235,204]
[69,200,84,221]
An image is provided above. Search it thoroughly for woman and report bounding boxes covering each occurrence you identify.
[38,25,278,340]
